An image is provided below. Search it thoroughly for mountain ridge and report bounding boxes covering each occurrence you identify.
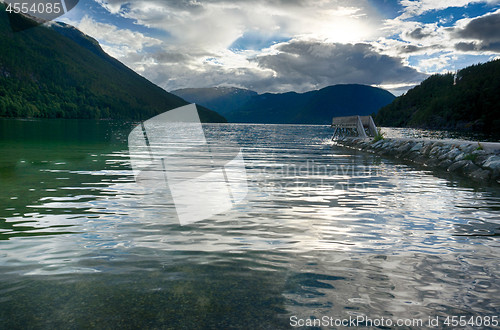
[375,59,500,134]
[0,7,226,122]
[173,84,395,124]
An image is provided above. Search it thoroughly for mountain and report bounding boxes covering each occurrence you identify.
[172,87,258,118]
[0,7,226,122]
[172,84,395,124]
[376,59,500,134]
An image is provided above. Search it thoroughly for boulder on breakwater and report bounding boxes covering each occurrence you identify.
[334,137,500,184]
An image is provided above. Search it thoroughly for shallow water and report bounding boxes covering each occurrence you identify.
[1,119,499,328]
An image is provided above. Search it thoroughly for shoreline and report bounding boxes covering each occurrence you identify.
[333,137,500,184]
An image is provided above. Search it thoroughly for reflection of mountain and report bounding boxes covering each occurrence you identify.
[173,84,395,124]
[0,8,226,122]
[376,59,500,135]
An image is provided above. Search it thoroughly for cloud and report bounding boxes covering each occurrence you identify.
[92,0,384,48]
[79,0,414,93]
[457,12,500,41]
[64,16,162,58]
[379,8,500,62]
[253,41,426,91]
[408,27,429,39]
[399,0,500,18]
[418,54,456,72]
[57,0,500,95]
[113,39,425,94]
[454,12,500,50]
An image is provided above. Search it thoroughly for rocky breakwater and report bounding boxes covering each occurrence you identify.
[334,137,500,184]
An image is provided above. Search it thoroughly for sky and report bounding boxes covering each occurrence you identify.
[57,0,500,95]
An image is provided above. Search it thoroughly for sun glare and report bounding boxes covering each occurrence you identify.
[314,11,373,43]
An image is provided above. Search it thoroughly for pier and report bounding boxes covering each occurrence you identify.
[331,115,377,139]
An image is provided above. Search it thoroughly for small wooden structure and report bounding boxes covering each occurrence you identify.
[331,115,377,140]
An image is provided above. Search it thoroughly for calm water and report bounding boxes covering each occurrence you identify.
[1,119,500,329]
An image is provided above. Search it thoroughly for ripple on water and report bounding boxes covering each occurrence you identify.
[0,122,499,328]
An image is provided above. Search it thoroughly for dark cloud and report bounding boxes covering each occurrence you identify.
[254,41,426,89]
[455,41,500,52]
[123,40,426,93]
[398,44,428,53]
[407,27,430,39]
[151,52,195,64]
[455,41,478,51]
[457,13,500,42]
[455,13,500,51]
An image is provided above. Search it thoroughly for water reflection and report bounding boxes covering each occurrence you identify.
[0,120,499,328]
[382,126,500,142]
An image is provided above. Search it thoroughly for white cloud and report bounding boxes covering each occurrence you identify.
[63,15,162,58]
[54,0,500,94]
[399,0,500,18]
[375,6,500,77]
[78,0,421,93]
[93,0,385,48]
[418,55,454,72]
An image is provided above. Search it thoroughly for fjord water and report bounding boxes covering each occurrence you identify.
[1,119,499,328]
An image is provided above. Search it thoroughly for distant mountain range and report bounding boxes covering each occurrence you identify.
[376,59,500,134]
[0,7,226,122]
[173,85,395,124]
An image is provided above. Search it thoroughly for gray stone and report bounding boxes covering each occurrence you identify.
[458,143,471,151]
[372,140,384,148]
[444,148,461,160]
[472,149,487,156]
[430,145,442,157]
[437,146,452,160]
[438,159,454,169]
[483,155,500,171]
[396,143,412,154]
[469,169,491,182]
[474,154,490,166]
[410,142,423,152]
[406,151,421,161]
[426,158,440,167]
[455,152,465,162]
[448,160,471,172]
[421,144,433,156]
[462,161,480,174]
[463,144,478,153]
[413,155,428,165]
